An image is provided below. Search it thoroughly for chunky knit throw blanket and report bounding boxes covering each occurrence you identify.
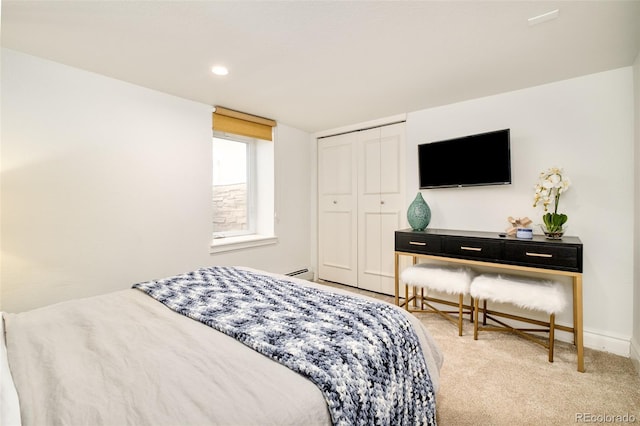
[133,266,436,426]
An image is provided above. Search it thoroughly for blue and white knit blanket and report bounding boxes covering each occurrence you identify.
[133,266,436,426]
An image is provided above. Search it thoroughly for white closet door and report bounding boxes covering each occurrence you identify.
[378,124,406,295]
[357,123,405,294]
[318,133,358,286]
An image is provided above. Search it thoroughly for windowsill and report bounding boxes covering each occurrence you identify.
[210,234,278,254]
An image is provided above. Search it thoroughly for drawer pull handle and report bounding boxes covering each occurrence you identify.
[409,241,427,246]
[526,252,553,258]
[461,246,482,252]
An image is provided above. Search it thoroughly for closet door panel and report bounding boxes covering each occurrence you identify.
[360,210,402,294]
[378,124,405,295]
[320,211,355,269]
[361,211,383,281]
[357,128,382,292]
[357,124,405,294]
[362,138,382,195]
[379,209,403,295]
[318,133,358,286]
[379,132,402,194]
[320,143,353,195]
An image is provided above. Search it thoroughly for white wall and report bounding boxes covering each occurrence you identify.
[0,49,312,312]
[632,52,640,373]
[406,68,635,355]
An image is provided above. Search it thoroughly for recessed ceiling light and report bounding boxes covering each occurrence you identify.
[211,65,229,76]
[528,9,560,26]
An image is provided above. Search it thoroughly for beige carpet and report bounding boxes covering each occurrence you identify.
[419,311,640,425]
[322,282,640,425]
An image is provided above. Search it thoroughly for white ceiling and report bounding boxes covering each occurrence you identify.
[2,1,640,133]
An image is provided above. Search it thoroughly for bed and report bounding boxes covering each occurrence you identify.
[1,266,443,426]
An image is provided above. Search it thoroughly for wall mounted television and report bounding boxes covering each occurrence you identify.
[418,129,511,189]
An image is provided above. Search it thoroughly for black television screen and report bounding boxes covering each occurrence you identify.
[418,129,511,189]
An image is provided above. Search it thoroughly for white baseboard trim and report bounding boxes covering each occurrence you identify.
[582,330,631,357]
[630,338,640,376]
[552,330,628,357]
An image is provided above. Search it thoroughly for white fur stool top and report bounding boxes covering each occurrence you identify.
[401,263,474,295]
[470,274,567,314]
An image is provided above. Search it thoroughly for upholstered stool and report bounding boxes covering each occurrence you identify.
[400,263,474,336]
[470,274,567,362]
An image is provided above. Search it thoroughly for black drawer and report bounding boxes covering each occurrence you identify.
[444,237,502,261]
[505,242,581,272]
[395,232,442,255]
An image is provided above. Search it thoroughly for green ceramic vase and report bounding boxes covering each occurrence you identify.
[407,192,431,231]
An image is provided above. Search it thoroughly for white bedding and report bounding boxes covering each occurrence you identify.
[0,316,21,426]
[2,268,442,425]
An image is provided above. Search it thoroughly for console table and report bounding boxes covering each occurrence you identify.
[394,228,585,372]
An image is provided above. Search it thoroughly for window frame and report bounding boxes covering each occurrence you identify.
[210,131,278,254]
[212,133,258,239]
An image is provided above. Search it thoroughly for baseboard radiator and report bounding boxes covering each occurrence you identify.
[285,268,314,281]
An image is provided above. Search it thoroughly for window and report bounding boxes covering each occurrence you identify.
[210,107,277,253]
[210,133,276,252]
[212,136,255,238]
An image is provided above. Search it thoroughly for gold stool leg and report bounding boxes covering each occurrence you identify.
[458,293,464,336]
[549,313,556,363]
[482,300,488,325]
[473,297,480,340]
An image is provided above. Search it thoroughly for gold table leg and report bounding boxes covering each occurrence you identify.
[574,274,585,372]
